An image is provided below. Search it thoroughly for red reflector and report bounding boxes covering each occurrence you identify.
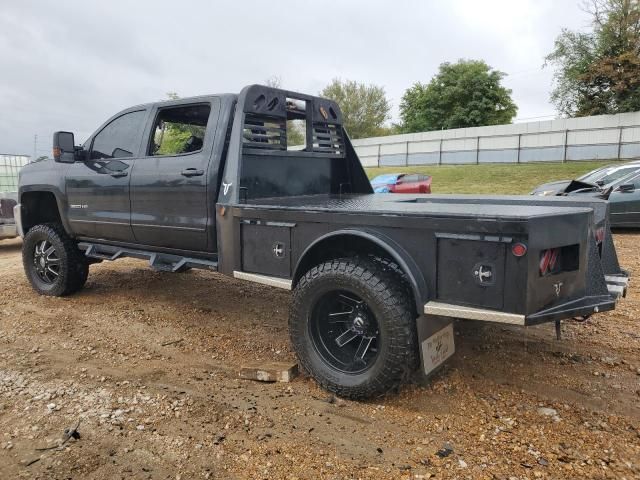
[595,227,605,243]
[512,243,527,257]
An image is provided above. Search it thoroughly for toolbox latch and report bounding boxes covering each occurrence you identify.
[473,263,495,286]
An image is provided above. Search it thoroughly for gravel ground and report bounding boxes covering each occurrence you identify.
[0,233,638,479]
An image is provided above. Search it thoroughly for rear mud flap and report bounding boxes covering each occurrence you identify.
[414,315,455,383]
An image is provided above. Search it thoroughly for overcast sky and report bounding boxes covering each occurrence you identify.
[1,0,591,157]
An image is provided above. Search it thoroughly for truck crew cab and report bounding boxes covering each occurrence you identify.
[16,85,629,399]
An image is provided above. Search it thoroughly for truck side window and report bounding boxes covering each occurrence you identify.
[149,104,211,156]
[90,110,146,160]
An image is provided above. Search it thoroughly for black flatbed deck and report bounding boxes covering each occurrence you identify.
[241,193,592,221]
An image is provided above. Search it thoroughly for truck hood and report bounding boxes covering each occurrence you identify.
[530,180,572,196]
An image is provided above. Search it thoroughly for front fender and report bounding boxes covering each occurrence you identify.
[19,185,72,235]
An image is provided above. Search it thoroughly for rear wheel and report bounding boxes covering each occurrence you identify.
[290,257,418,399]
[23,224,89,296]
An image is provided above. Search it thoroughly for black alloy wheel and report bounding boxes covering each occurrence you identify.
[32,239,61,284]
[309,290,380,374]
[23,223,89,296]
[289,257,418,399]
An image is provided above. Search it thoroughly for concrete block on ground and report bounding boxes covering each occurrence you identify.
[239,361,299,383]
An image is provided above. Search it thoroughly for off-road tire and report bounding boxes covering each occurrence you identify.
[289,257,418,399]
[23,223,89,297]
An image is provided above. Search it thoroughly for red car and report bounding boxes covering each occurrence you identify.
[370,173,432,194]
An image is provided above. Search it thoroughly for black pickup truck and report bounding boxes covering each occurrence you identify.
[16,85,629,398]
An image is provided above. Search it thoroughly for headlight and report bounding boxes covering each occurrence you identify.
[534,190,556,196]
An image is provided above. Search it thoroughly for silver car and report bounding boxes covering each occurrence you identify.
[531,161,640,227]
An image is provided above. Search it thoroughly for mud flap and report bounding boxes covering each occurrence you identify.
[414,315,455,383]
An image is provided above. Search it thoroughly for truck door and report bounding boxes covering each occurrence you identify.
[65,109,148,242]
[130,99,219,252]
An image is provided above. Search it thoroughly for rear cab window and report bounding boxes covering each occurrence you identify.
[148,104,211,156]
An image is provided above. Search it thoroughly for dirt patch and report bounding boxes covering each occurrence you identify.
[0,234,639,479]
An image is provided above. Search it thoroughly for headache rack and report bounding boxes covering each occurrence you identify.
[240,85,346,158]
[242,114,287,151]
[312,122,344,156]
[229,85,372,202]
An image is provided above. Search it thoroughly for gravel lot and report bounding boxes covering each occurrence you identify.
[0,233,639,479]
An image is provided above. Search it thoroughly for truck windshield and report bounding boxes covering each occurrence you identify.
[579,165,640,186]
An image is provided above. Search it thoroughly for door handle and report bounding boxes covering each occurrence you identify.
[110,171,128,178]
[181,168,204,177]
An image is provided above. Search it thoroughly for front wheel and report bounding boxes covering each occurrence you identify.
[289,258,418,399]
[23,224,89,296]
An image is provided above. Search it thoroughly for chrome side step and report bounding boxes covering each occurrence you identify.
[424,301,525,325]
[233,271,292,290]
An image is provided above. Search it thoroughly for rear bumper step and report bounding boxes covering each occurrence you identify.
[605,274,629,298]
[425,294,616,326]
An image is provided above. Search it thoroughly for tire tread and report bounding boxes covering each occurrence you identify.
[290,257,418,399]
[23,223,89,296]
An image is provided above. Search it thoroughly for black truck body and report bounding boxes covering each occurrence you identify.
[16,85,629,398]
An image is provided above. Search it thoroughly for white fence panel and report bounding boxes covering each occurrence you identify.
[352,111,640,167]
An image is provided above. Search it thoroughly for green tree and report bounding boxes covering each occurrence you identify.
[546,0,640,116]
[153,92,204,154]
[399,60,517,133]
[320,79,392,139]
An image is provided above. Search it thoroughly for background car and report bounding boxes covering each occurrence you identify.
[0,192,18,239]
[371,173,432,193]
[607,171,640,227]
[531,160,640,196]
[531,161,640,227]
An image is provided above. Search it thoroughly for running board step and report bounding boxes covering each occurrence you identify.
[78,243,218,273]
[424,301,525,325]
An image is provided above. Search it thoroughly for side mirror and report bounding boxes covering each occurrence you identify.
[53,131,76,163]
[618,183,635,193]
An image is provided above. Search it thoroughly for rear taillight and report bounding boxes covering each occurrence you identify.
[540,248,560,276]
[512,243,527,257]
[595,227,605,244]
